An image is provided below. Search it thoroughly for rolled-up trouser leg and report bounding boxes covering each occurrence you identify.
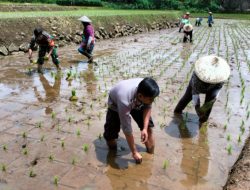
[51,47,60,66]
[174,81,193,114]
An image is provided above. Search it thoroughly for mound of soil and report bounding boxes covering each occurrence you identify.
[224,136,250,190]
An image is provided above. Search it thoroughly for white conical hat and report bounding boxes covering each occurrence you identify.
[194,55,230,84]
[183,24,193,32]
[78,16,92,23]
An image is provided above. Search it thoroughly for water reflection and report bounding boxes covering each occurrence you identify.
[94,138,152,190]
[81,64,97,97]
[166,113,210,188]
[33,72,61,114]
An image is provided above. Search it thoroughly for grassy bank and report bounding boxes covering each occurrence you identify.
[191,13,250,20]
[0,9,180,19]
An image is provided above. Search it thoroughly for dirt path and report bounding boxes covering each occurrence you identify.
[0,19,250,190]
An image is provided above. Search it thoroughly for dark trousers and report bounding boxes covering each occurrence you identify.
[38,46,59,65]
[174,82,218,121]
[183,31,193,43]
[104,108,154,141]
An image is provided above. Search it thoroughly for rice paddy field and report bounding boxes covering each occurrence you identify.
[0,15,250,190]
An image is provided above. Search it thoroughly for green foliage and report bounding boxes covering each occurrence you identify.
[56,0,102,6]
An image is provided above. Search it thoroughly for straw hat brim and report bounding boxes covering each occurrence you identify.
[183,24,193,32]
[194,55,230,84]
[78,16,92,23]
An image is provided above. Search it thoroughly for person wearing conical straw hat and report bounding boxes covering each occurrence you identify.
[174,55,230,123]
[208,12,214,27]
[183,24,193,43]
[77,16,95,63]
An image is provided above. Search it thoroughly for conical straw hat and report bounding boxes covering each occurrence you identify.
[194,55,230,84]
[78,16,92,23]
[183,24,193,32]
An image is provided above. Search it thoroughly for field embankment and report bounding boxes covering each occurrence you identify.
[0,8,180,56]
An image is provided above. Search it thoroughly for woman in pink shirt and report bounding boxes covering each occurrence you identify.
[78,16,95,63]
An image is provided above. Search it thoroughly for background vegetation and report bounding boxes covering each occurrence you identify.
[0,0,222,11]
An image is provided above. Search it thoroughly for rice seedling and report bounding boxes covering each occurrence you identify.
[163,160,169,169]
[51,111,56,119]
[40,135,45,142]
[98,133,103,140]
[71,157,77,165]
[82,144,89,152]
[22,148,28,155]
[238,135,242,143]
[53,176,59,186]
[36,122,42,128]
[22,132,27,139]
[61,140,65,149]
[247,111,250,120]
[68,116,73,123]
[49,155,54,162]
[29,169,36,177]
[69,89,78,101]
[2,144,7,151]
[1,164,6,172]
[76,129,81,137]
[226,134,231,141]
[227,144,232,155]
[223,124,228,130]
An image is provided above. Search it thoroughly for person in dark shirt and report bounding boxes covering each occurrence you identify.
[174,55,230,123]
[28,27,60,73]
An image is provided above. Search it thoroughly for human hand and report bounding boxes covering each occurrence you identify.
[132,151,142,164]
[141,129,148,144]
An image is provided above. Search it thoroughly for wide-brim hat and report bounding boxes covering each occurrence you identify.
[194,55,230,84]
[186,12,190,15]
[78,16,92,23]
[209,12,212,14]
[183,24,193,32]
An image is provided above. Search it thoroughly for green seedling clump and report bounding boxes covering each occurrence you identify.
[23,148,28,155]
[51,112,56,119]
[76,129,81,137]
[69,89,78,101]
[49,155,54,162]
[82,144,89,152]
[227,134,231,141]
[29,169,36,177]
[1,164,6,172]
[53,176,59,186]
[3,144,7,151]
[163,160,169,169]
[227,145,232,155]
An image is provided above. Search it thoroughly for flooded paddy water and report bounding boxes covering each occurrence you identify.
[0,19,250,190]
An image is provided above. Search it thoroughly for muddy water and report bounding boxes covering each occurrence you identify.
[0,19,250,190]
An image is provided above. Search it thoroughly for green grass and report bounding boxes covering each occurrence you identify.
[0,9,180,19]
[191,13,250,20]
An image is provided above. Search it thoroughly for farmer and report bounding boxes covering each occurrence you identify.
[103,77,160,164]
[78,16,95,63]
[174,55,230,123]
[179,12,190,32]
[208,12,214,27]
[183,24,193,43]
[195,17,203,26]
[28,27,60,73]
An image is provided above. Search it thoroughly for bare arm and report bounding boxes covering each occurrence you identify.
[141,107,151,143]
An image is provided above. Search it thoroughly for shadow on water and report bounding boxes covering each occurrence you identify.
[165,113,210,188]
[94,137,153,190]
